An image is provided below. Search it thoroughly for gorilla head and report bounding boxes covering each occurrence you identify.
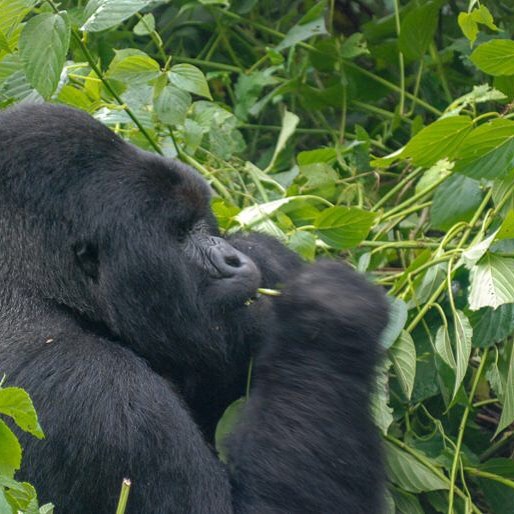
[0,104,260,371]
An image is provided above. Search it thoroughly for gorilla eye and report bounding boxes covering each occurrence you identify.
[73,241,99,281]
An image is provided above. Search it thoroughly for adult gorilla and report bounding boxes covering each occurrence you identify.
[0,104,387,514]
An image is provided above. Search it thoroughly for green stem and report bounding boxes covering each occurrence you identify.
[448,349,490,514]
[393,0,405,115]
[115,479,132,514]
[465,467,514,489]
[371,167,424,211]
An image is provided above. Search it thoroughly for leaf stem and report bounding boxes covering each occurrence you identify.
[448,349,489,514]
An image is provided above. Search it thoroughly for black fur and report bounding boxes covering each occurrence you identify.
[0,104,388,513]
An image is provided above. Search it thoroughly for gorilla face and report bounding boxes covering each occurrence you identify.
[72,153,262,370]
[0,104,260,372]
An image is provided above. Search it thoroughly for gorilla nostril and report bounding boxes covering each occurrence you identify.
[225,255,242,268]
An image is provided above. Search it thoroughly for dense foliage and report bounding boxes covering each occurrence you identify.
[0,0,513,513]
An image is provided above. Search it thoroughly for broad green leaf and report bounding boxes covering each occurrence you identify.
[469,253,514,310]
[0,387,44,438]
[409,262,447,308]
[434,325,456,368]
[480,458,514,478]
[82,0,152,32]
[371,359,393,435]
[403,116,473,168]
[297,148,337,166]
[340,33,368,59]
[494,341,514,437]
[389,330,416,399]
[299,162,338,189]
[168,64,212,99]
[19,12,70,99]
[266,110,299,172]
[456,119,514,180]
[215,397,246,462]
[470,304,514,347]
[385,441,448,493]
[431,174,483,231]
[275,2,327,51]
[471,40,514,76]
[391,488,425,514]
[445,84,506,116]
[415,158,453,196]
[107,51,159,85]
[288,231,316,261]
[133,13,155,35]
[244,162,285,193]
[471,5,498,32]
[0,490,10,514]
[479,478,514,514]
[235,197,305,227]
[153,84,191,126]
[314,206,376,249]
[458,12,478,45]
[0,419,21,477]
[399,1,440,60]
[380,297,408,349]
[461,231,497,268]
[453,310,473,399]
[497,210,514,240]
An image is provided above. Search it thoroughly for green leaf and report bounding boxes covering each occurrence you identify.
[371,359,393,435]
[385,441,448,493]
[340,33,369,59]
[81,0,152,32]
[266,110,299,172]
[0,419,21,477]
[314,206,376,249]
[494,341,514,437]
[389,330,416,400]
[497,210,514,240]
[133,13,155,36]
[299,163,338,189]
[107,50,159,85]
[471,5,498,31]
[215,397,246,462]
[470,304,514,347]
[403,116,473,168]
[458,12,478,45]
[455,119,514,180]
[168,64,212,100]
[0,387,44,438]
[19,12,70,99]
[288,231,316,261]
[275,2,327,51]
[399,1,440,60]
[431,174,483,231]
[154,84,191,126]
[435,325,456,368]
[415,158,453,196]
[469,253,514,310]
[380,297,408,349]
[453,310,473,399]
[471,40,514,76]
[391,488,425,514]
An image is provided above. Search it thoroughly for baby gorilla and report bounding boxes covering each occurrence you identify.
[0,104,388,514]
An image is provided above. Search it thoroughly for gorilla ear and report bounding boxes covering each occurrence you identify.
[73,241,99,281]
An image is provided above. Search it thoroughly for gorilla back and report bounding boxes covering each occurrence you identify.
[0,104,388,514]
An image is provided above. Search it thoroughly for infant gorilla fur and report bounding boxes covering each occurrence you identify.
[0,103,388,514]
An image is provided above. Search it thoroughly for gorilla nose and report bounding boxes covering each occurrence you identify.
[209,238,257,279]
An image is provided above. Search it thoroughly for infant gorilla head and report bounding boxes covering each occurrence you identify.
[0,103,386,514]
